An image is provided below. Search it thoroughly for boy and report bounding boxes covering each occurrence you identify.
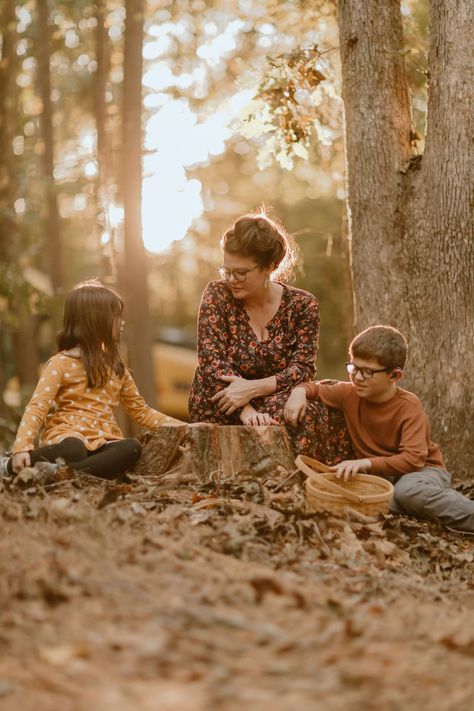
[284,325,474,534]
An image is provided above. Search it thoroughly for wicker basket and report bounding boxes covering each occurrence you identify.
[295,455,393,516]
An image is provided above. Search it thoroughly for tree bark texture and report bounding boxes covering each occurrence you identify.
[94,0,112,272]
[135,425,296,482]
[338,0,474,476]
[36,0,62,294]
[121,0,157,407]
[0,4,39,391]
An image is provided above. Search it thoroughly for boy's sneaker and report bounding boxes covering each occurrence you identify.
[0,452,12,478]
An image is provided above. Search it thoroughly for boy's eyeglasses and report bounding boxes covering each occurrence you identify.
[218,265,260,282]
[345,362,389,379]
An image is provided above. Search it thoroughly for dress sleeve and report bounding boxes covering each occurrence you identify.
[195,282,237,390]
[120,370,182,428]
[12,356,64,454]
[274,294,319,392]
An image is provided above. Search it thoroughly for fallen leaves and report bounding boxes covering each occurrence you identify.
[0,460,473,710]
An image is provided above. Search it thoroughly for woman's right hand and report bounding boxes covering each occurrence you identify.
[284,386,307,427]
[12,451,31,473]
[239,404,278,426]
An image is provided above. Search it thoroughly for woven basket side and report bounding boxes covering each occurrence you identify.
[305,477,392,516]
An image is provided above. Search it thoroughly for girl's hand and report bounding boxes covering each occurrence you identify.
[211,375,256,414]
[284,387,307,427]
[239,405,278,426]
[12,452,31,473]
[331,459,372,482]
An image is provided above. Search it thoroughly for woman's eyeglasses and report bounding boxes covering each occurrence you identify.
[345,362,389,379]
[218,265,260,282]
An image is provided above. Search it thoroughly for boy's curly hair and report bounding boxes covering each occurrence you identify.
[350,325,407,371]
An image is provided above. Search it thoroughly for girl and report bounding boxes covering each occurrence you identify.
[0,280,182,479]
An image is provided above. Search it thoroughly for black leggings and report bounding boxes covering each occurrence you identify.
[9,436,142,480]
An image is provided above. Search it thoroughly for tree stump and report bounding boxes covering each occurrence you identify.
[136,424,295,482]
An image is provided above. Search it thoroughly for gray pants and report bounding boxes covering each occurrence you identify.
[390,467,474,532]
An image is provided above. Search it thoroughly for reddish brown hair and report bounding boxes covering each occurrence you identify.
[220,212,297,281]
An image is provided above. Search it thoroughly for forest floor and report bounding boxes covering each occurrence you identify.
[1,457,474,711]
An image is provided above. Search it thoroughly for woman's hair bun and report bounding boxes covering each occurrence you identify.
[220,210,298,282]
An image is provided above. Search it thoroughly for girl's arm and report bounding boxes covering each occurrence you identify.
[12,356,64,454]
[119,370,183,428]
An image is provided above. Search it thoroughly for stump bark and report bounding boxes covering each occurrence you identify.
[136,424,295,482]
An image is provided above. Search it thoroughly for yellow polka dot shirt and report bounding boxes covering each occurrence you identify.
[13,351,181,454]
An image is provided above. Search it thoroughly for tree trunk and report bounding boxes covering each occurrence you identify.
[337,0,474,477]
[135,424,295,482]
[0,0,17,418]
[36,0,62,295]
[0,2,39,394]
[121,0,157,407]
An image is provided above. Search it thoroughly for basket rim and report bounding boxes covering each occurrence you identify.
[305,471,393,504]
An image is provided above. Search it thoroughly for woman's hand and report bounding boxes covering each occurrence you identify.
[284,387,307,427]
[239,404,278,426]
[331,459,372,482]
[12,451,31,473]
[211,375,257,414]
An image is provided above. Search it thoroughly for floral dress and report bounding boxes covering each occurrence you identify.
[188,280,353,464]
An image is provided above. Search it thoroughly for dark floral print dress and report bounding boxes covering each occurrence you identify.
[189,280,353,465]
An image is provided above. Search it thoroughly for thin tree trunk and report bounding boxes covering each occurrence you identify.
[121,0,157,407]
[0,1,39,393]
[337,0,474,476]
[0,0,17,416]
[95,0,109,189]
[36,0,62,294]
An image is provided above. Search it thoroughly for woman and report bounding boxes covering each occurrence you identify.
[188,212,352,463]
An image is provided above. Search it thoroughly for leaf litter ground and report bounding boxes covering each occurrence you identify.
[0,461,473,710]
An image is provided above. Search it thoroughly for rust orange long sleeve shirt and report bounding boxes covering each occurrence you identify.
[301,381,445,477]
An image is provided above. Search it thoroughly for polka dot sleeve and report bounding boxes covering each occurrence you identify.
[119,370,182,428]
[12,355,64,454]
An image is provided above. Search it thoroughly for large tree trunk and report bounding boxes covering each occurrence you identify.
[36,0,62,295]
[121,0,157,407]
[338,0,474,477]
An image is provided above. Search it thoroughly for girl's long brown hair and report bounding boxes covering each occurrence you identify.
[57,280,126,387]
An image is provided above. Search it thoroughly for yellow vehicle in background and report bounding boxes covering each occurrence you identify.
[152,331,198,421]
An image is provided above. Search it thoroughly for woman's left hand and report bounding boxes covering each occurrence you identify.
[211,375,256,414]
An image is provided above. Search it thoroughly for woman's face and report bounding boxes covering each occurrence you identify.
[221,252,269,300]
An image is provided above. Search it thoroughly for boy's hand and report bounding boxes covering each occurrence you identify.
[284,387,307,427]
[332,458,371,482]
[12,452,31,473]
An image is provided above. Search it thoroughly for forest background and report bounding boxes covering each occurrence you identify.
[1,0,472,476]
